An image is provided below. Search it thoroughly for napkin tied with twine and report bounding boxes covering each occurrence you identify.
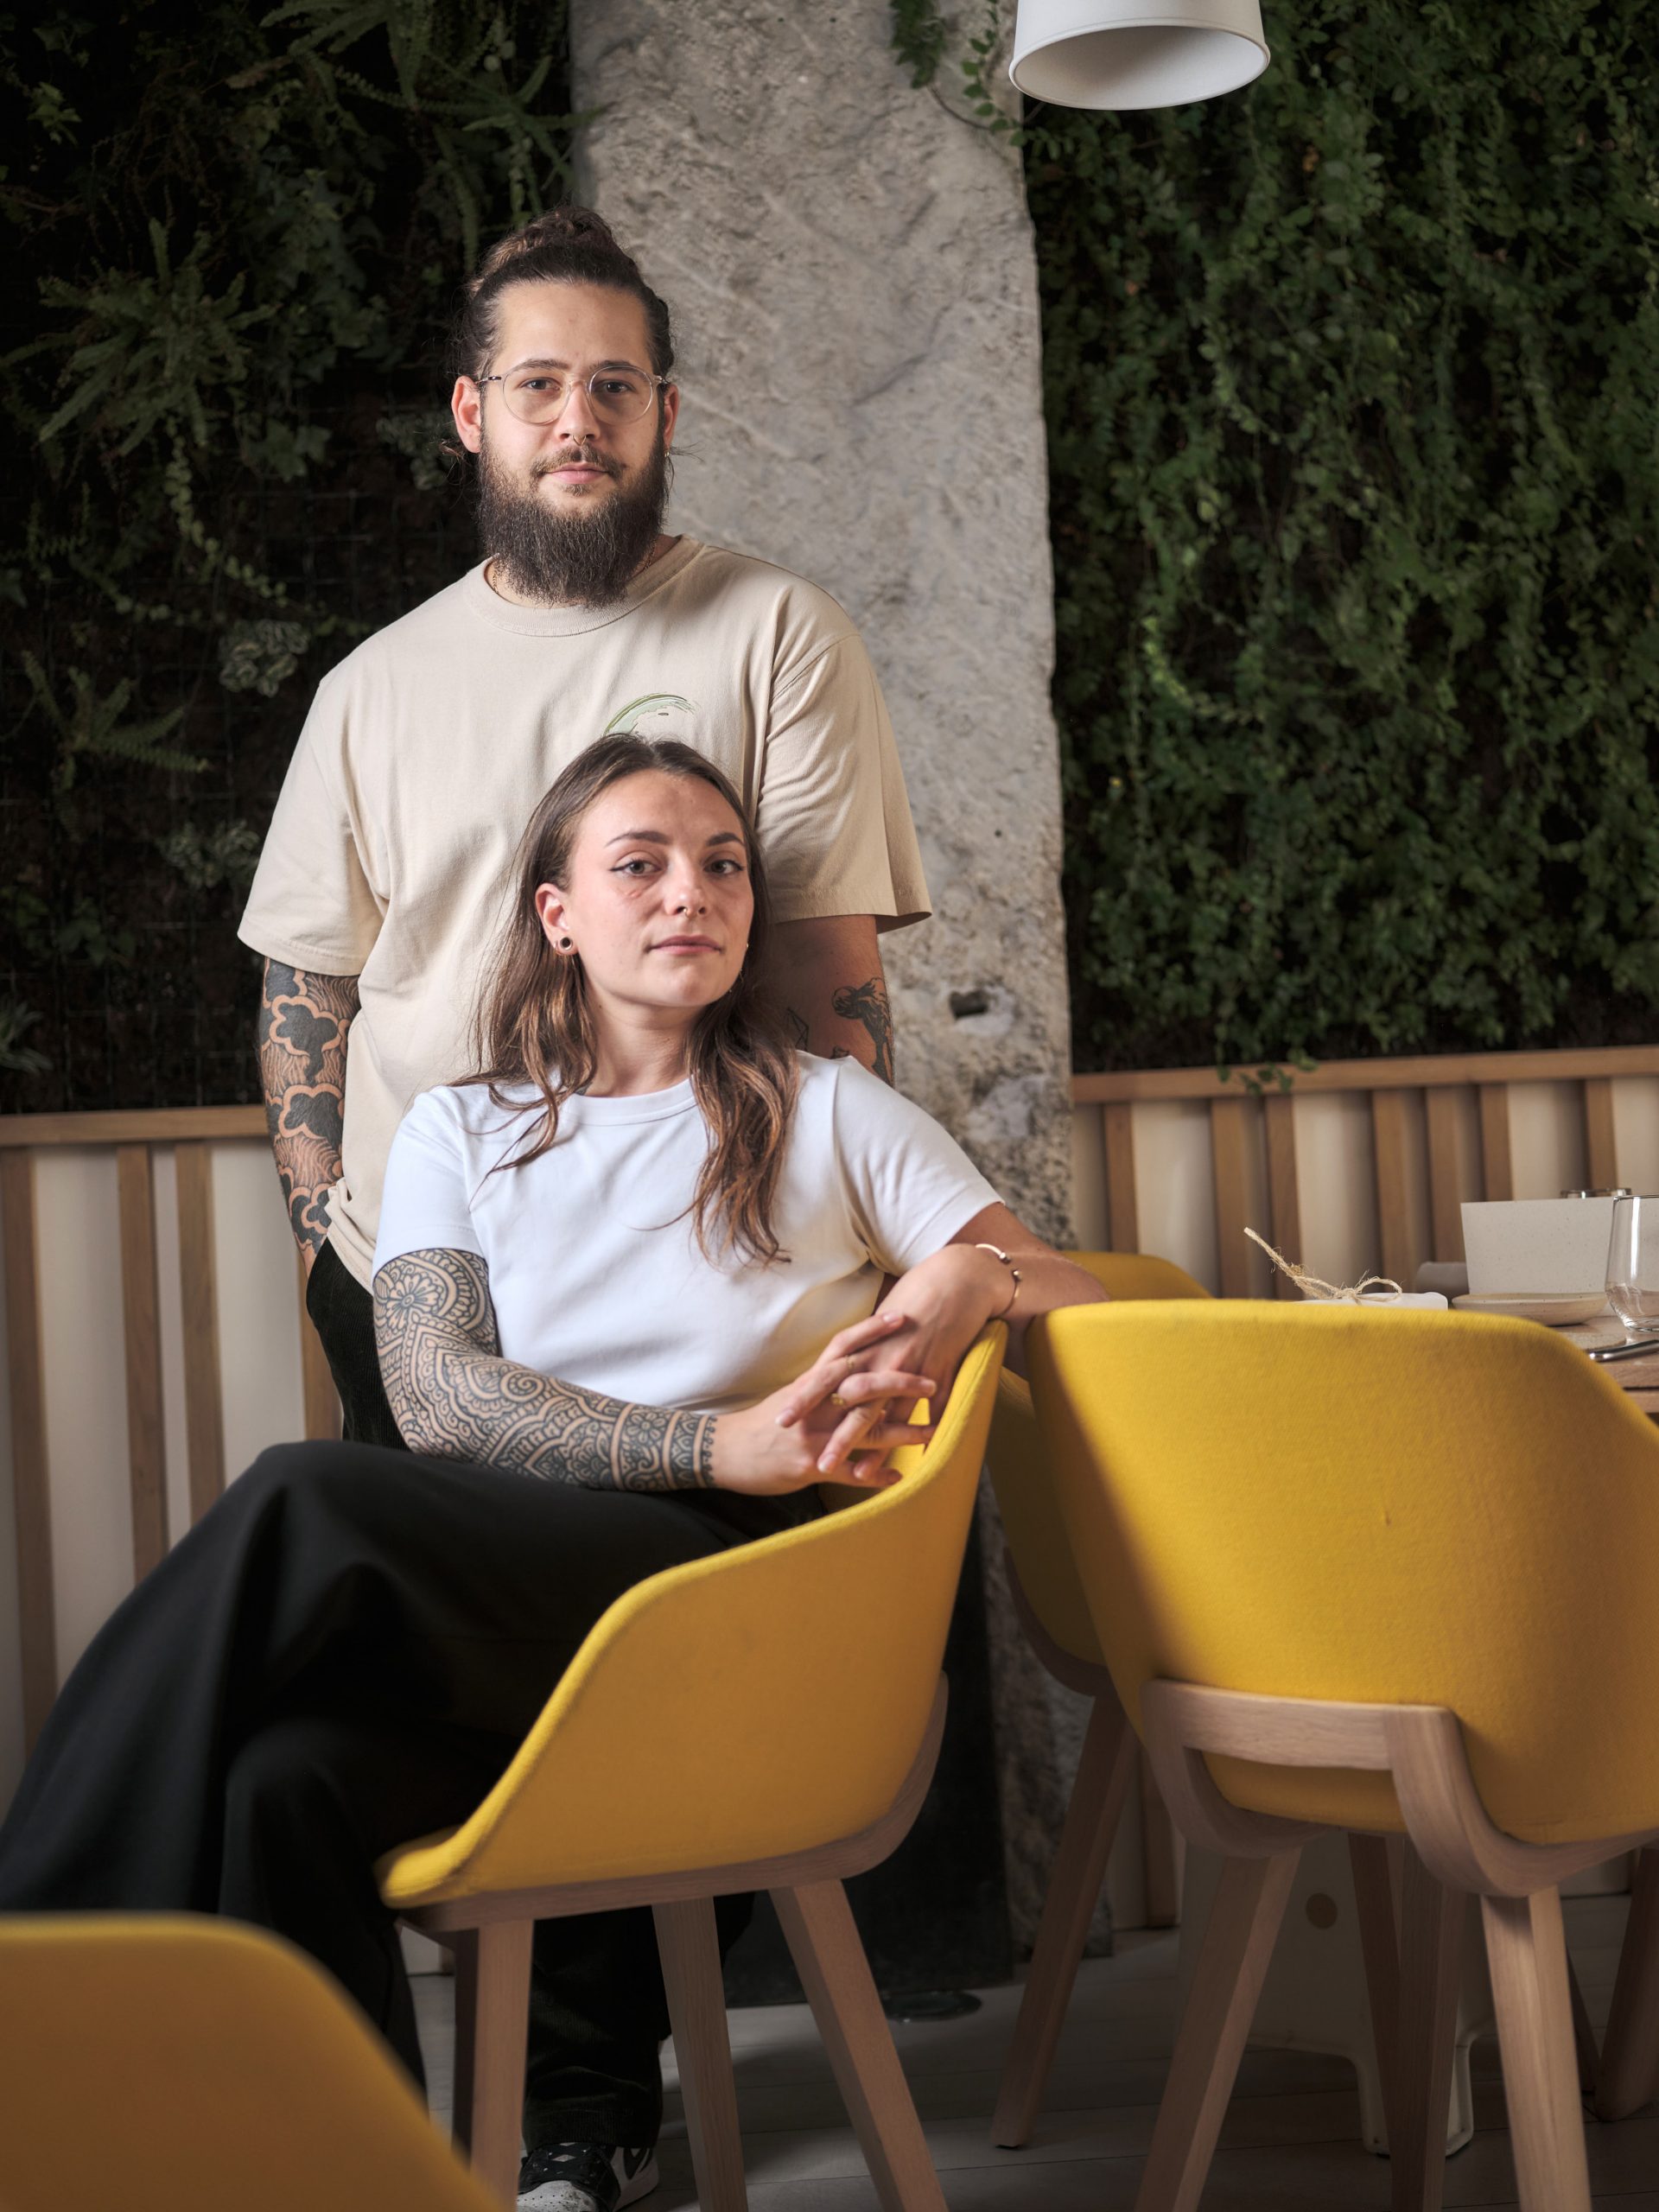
[1244,1227,1404,1304]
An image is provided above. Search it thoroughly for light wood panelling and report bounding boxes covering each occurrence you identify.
[1479,1085,1515,1203]
[1426,1087,1465,1262]
[1102,1102,1138,1254]
[174,1142,226,1524]
[1262,1095,1300,1301]
[1370,1090,1420,1287]
[2,1151,55,1751]
[116,1145,168,1580]
[1074,1044,1659,1103]
[1584,1078,1618,1190]
[1209,1098,1252,1298]
[0,1106,265,1148]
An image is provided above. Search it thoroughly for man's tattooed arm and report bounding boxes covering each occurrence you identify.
[766,915,895,1084]
[374,1246,717,1490]
[830,976,894,1087]
[257,958,360,1265]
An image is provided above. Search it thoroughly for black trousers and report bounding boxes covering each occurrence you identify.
[0,1405,784,2148]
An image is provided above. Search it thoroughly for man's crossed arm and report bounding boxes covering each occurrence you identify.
[257,958,360,1268]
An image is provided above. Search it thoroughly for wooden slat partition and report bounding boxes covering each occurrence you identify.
[1103,1101,1138,1253]
[2,1151,55,1753]
[1425,1089,1465,1263]
[1262,1094,1300,1300]
[1479,1085,1515,1204]
[1370,1091,1420,1287]
[175,1141,227,1524]
[117,1144,168,1579]
[0,1103,343,1741]
[1075,1044,1659,1294]
[1209,1098,1252,1297]
[1586,1077,1618,1189]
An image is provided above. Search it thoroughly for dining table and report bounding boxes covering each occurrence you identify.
[1558,1317,1659,1419]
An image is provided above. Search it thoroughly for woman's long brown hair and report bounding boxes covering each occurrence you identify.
[467,735,799,1264]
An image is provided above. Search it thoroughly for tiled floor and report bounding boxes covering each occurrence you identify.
[415,1894,1659,2208]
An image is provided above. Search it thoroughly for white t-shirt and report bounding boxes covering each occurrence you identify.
[372,1054,999,1415]
[238,540,931,1288]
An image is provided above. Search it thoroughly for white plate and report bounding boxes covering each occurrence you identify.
[1453,1292,1611,1325]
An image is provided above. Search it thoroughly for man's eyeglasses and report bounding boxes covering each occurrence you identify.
[475,365,669,426]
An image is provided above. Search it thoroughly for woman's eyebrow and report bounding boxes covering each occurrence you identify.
[605,830,746,848]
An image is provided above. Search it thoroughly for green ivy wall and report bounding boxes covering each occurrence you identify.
[1020,0,1659,1071]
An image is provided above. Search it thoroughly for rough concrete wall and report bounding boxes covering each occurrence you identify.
[570,0,1092,1951]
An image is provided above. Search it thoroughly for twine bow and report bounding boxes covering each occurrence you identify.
[1244,1227,1404,1304]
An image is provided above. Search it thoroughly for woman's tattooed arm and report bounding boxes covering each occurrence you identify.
[257,959,360,1264]
[373,1246,717,1490]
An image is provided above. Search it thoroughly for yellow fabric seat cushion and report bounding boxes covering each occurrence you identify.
[987,1252,1210,1669]
[0,1915,496,2212]
[1031,1301,1659,1844]
[379,1329,1003,1910]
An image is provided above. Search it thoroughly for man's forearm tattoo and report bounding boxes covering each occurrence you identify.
[831,976,895,1086]
[257,960,360,1258]
[374,1246,717,1490]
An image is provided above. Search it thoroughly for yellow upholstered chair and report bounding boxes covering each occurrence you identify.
[378,1326,1005,2209]
[985,1251,1210,2145]
[1029,1300,1659,2212]
[0,1914,497,2212]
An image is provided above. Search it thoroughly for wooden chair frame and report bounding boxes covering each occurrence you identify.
[988,1559,1137,2147]
[397,1680,954,2211]
[1134,1680,1656,2212]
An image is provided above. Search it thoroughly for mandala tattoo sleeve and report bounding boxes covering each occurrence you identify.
[257,959,360,1261]
[374,1246,718,1490]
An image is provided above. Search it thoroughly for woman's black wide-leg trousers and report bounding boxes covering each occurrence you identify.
[0,1440,755,2149]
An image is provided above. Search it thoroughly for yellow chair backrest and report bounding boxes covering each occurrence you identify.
[0,1915,496,2212]
[1029,1301,1659,1844]
[381,1326,1006,1907]
[988,1254,1210,1669]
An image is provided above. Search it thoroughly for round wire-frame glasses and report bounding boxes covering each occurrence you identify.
[476,364,669,425]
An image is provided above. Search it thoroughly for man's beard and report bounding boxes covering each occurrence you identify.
[476,427,671,607]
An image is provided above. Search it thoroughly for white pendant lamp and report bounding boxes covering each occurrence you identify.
[1008,0,1269,109]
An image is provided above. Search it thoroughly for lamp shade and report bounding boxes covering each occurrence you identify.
[1008,0,1268,109]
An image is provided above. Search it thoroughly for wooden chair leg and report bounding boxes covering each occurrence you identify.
[1348,1834,1402,2151]
[1568,1954,1600,2101]
[652,1899,747,2212]
[1389,1843,1465,2212]
[772,1878,947,2212]
[1480,1889,1592,2212]
[450,1918,534,2207]
[991,1688,1136,2146]
[1133,1847,1300,2212]
[1597,1841,1659,2118]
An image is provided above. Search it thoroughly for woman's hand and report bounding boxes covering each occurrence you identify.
[709,1310,939,1495]
[772,1246,1010,1477]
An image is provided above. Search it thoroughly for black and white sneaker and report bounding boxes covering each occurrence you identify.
[516,2141,658,2212]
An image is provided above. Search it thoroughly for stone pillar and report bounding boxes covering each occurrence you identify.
[571,0,1090,1953]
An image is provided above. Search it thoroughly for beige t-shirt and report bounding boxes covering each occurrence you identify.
[238,537,931,1287]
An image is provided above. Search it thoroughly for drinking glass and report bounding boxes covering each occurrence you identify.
[1606,1195,1659,1334]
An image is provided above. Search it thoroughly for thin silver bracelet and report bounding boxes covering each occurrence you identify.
[974,1242,1023,1319]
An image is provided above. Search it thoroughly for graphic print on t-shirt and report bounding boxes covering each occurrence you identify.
[603,692,697,735]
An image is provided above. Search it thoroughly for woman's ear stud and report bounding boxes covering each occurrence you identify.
[559,937,572,950]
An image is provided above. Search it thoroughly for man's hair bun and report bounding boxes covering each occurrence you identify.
[455,204,674,381]
[470,207,629,289]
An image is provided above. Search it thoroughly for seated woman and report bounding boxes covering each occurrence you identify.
[0,735,1103,2212]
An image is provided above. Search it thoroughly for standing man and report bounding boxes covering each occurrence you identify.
[238,206,929,2212]
[243,204,926,1450]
